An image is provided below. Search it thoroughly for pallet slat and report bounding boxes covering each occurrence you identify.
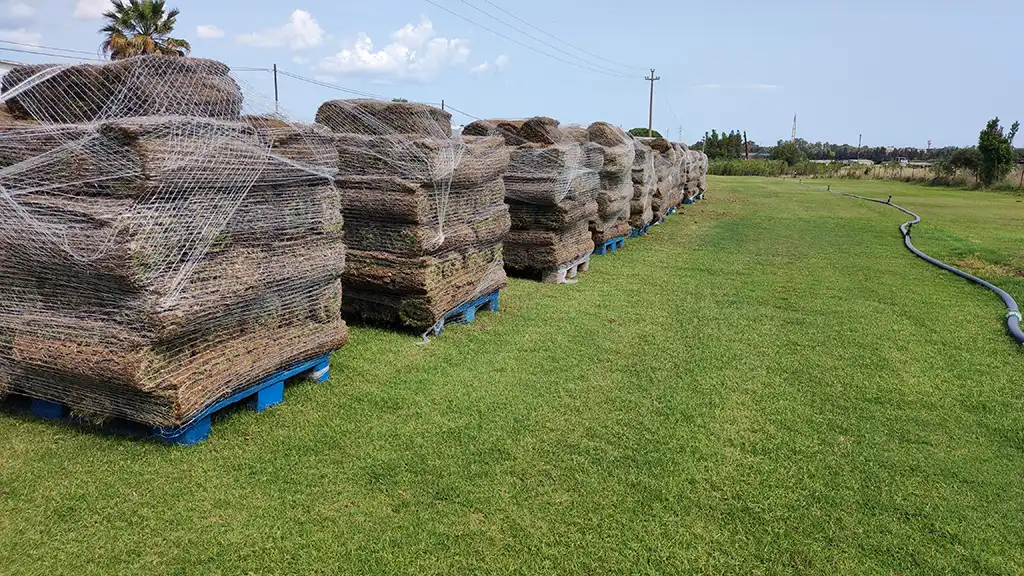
[593,236,626,256]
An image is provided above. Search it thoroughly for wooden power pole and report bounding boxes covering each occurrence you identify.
[646,69,660,137]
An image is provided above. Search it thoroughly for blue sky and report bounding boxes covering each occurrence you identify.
[2,0,1022,147]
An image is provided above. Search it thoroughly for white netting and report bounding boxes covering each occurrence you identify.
[638,136,680,220]
[683,148,709,199]
[0,55,347,428]
[315,100,510,328]
[583,122,635,244]
[630,138,656,227]
[463,117,598,277]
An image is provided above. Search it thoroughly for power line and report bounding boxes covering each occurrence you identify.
[664,98,682,131]
[275,69,390,100]
[0,46,103,62]
[444,103,481,121]
[454,0,638,78]
[475,0,644,72]
[0,39,99,57]
[422,0,637,79]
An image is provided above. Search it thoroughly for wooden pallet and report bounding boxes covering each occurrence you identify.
[429,290,500,336]
[22,353,333,446]
[629,223,651,238]
[542,254,590,284]
[593,236,625,256]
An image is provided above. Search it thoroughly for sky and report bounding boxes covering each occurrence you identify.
[1,0,1022,148]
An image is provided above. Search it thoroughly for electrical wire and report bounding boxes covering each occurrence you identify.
[475,0,645,72]
[455,0,639,78]
[422,0,638,79]
[0,46,103,62]
[444,103,481,121]
[274,69,390,100]
[0,39,99,57]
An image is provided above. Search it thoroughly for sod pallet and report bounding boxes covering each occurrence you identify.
[507,253,591,284]
[593,236,625,256]
[427,289,500,337]
[630,223,652,238]
[17,352,333,446]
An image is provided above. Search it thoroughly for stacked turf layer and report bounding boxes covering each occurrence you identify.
[630,139,656,229]
[0,56,348,428]
[638,137,676,221]
[683,149,710,200]
[316,99,511,329]
[668,142,688,208]
[464,117,599,279]
[585,122,635,245]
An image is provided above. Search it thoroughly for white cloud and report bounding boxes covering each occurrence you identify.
[236,10,324,50]
[314,74,337,83]
[196,25,225,39]
[292,55,309,65]
[318,18,469,82]
[471,55,509,75]
[73,0,110,19]
[1,1,34,19]
[0,27,39,45]
[744,83,782,90]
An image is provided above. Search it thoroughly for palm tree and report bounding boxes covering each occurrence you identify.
[100,0,191,60]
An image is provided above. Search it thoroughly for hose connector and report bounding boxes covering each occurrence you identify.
[1008,310,1023,322]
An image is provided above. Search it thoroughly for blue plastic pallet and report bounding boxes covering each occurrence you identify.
[431,289,500,336]
[26,353,333,446]
[683,197,695,205]
[651,215,667,227]
[593,236,625,256]
[629,223,651,238]
[668,207,678,215]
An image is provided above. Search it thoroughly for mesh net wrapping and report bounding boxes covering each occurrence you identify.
[630,139,656,227]
[465,117,597,277]
[683,149,709,199]
[579,122,635,244]
[317,100,510,329]
[0,56,347,428]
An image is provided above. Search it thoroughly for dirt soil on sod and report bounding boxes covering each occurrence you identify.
[2,176,1023,574]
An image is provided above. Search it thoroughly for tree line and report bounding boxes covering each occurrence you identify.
[701,118,1021,188]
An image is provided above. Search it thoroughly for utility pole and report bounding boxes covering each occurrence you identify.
[441,99,445,111]
[646,69,660,137]
[273,64,279,114]
[791,115,797,142]
[744,131,750,160]
[678,126,682,143]
[858,134,862,160]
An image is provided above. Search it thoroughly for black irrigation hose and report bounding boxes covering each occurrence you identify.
[799,181,1024,346]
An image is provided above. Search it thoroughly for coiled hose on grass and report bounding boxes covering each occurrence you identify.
[799,181,1024,346]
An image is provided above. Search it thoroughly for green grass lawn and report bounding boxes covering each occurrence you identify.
[2,176,1023,575]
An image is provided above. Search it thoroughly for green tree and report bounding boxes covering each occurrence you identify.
[100,0,190,60]
[771,140,805,166]
[976,117,1019,187]
[949,147,981,178]
[628,127,663,138]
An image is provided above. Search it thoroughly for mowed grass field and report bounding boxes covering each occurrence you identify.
[2,176,1023,574]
